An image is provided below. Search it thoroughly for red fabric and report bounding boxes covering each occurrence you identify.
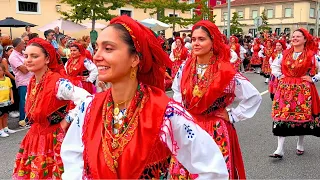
[85,50,93,60]
[110,15,172,90]
[192,20,230,63]
[27,38,63,74]
[175,37,185,46]
[82,86,171,179]
[172,47,189,78]
[230,36,240,57]
[274,40,287,50]
[66,43,86,77]
[180,56,236,121]
[281,48,320,116]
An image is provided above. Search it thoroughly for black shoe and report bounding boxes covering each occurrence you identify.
[269,153,283,159]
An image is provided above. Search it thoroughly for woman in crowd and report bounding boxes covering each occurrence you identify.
[170,20,262,179]
[250,38,264,73]
[60,15,229,179]
[57,35,68,64]
[268,40,286,101]
[12,38,70,179]
[2,46,19,118]
[169,37,189,79]
[229,36,241,71]
[261,39,274,83]
[82,35,94,57]
[65,43,98,94]
[270,28,320,158]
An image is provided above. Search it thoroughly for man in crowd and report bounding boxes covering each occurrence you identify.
[9,38,33,127]
[54,26,63,39]
[44,29,59,51]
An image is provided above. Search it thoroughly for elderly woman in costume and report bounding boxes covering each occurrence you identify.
[170,20,262,179]
[270,28,320,158]
[65,43,98,94]
[13,38,71,179]
[269,40,286,101]
[169,37,189,79]
[59,15,229,179]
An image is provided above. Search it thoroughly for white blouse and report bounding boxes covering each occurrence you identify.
[64,58,98,83]
[172,62,262,123]
[56,80,229,180]
[271,53,320,83]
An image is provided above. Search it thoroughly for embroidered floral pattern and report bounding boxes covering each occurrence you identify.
[183,124,195,139]
[13,127,65,179]
[272,80,313,122]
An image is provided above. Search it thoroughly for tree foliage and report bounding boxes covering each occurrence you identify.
[60,0,142,30]
[230,12,244,35]
[258,9,271,32]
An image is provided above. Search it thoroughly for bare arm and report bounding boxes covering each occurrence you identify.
[58,46,66,57]
[17,65,29,74]
[2,59,15,80]
[10,88,14,104]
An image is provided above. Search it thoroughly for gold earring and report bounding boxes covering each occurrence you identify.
[130,67,137,79]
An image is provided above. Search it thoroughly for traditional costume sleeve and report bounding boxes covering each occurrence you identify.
[160,101,229,179]
[169,51,174,62]
[271,54,283,78]
[312,55,320,83]
[61,96,93,180]
[227,74,262,123]
[172,62,186,103]
[230,50,238,63]
[269,56,273,65]
[84,59,98,83]
[258,49,265,58]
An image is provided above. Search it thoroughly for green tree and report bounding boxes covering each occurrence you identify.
[136,0,208,31]
[60,0,142,30]
[230,12,244,35]
[192,0,216,24]
[258,9,271,32]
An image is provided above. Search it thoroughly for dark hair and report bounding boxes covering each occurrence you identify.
[108,23,137,55]
[192,26,212,40]
[0,63,6,72]
[28,33,39,40]
[44,29,55,38]
[12,38,22,48]
[29,43,49,57]
[25,25,30,31]
[70,44,80,51]
[175,32,181,37]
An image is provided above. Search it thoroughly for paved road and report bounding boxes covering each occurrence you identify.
[1,73,320,179]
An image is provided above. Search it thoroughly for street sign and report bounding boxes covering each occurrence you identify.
[254,16,263,28]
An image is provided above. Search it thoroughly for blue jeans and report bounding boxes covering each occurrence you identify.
[18,86,27,122]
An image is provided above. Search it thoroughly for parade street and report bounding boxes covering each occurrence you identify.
[1,73,320,179]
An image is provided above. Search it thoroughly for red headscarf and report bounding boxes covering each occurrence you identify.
[296,28,316,52]
[66,42,87,76]
[254,38,261,44]
[175,36,185,46]
[264,38,273,47]
[230,35,239,43]
[110,15,172,90]
[192,20,230,63]
[274,40,287,50]
[27,38,63,73]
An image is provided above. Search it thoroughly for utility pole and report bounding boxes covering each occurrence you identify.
[316,0,320,37]
[227,0,231,38]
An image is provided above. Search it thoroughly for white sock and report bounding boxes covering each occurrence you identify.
[0,129,4,133]
[4,127,8,131]
[274,136,285,155]
[297,136,304,151]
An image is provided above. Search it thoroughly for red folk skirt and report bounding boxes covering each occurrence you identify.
[170,115,246,179]
[13,124,65,179]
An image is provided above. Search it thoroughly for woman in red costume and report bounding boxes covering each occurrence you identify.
[250,38,264,73]
[169,37,189,79]
[170,20,262,179]
[270,28,320,159]
[229,35,241,71]
[261,39,274,83]
[59,15,229,179]
[65,43,98,94]
[269,40,286,101]
[13,38,70,179]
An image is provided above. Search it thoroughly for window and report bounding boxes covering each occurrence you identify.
[249,28,257,37]
[120,10,132,17]
[252,10,258,19]
[16,0,40,14]
[285,8,292,17]
[169,14,178,17]
[223,12,228,20]
[267,9,273,18]
[275,28,281,36]
[284,28,291,35]
[216,1,221,5]
[310,28,314,35]
[310,8,315,18]
[238,11,244,19]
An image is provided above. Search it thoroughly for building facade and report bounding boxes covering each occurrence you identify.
[214,0,320,36]
[0,0,192,38]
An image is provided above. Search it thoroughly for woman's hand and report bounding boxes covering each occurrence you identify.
[10,99,14,105]
[60,119,70,133]
[301,75,313,83]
